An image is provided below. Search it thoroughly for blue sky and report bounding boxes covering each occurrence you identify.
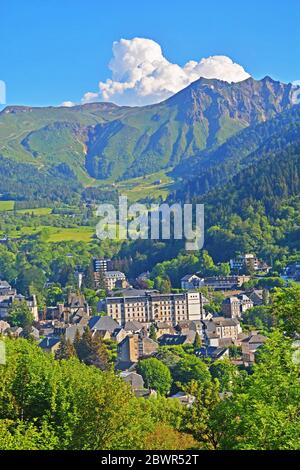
[1,0,300,106]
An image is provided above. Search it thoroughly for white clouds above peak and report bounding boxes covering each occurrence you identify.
[61,101,76,107]
[81,37,251,106]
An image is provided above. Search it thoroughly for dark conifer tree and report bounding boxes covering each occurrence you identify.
[55,336,76,360]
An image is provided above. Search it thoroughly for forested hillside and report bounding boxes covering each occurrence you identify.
[0,157,82,204]
[174,141,300,262]
[1,325,299,450]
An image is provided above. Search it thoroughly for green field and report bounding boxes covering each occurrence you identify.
[0,225,95,243]
[46,227,95,243]
[0,170,177,245]
[103,170,178,203]
[0,200,15,211]
[0,202,53,215]
[16,207,53,215]
[0,226,41,238]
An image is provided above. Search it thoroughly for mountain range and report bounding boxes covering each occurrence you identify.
[0,76,298,186]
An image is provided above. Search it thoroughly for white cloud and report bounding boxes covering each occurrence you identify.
[81,38,251,106]
[61,101,76,107]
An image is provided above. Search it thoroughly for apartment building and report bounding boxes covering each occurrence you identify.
[230,254,270,274]
[181,274,204,290]
[93,258,113,288]
[203,317,242,347]
[202,275,251,291]
[104,271,127,290]
[99,291,209,326]
[222,294,253,318]
[93,258,111,274]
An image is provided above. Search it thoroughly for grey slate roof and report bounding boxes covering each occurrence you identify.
[181,274,200,282]
[158,334,191,346]
[124,320,144,332]
[242,334,267,344]
[246,290,264,305]
[177,320,197,332]
[120,372,144,390]
[238,294,251,301]
[115,360,136,371]
[39,337,60,349]
[168,392,196,406]
[218,338,235,348]
[113,288,158,297]
[212,317,240,327]
[89,315,119,332]
[156,322,173,330]
[196,346,229,360]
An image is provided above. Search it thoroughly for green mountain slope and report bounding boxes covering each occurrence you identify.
[172,104,300,197]
[0,76,297,183]
[84,76,297,180]
[0,103,132,183]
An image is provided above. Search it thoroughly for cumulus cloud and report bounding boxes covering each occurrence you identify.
[81,37,251,106]
[60,101,76,107]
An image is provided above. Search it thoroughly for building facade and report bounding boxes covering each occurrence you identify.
[230,254,270,274]
[181,274,204,290]
[222,294,254,318]
[93,258,111,274]
[203,317,242,346]
[241,333,267,363]
[222,296,241,318]
[117,333,158,364]
[104,271,127,290]
[93,258,112,287]
[202,275,251,291]
[99,292,209,326]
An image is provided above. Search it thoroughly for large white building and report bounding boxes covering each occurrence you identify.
[104,271,127,290]
[98,291,209,326]
[181,274,204,290]
[230,254,270,273]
